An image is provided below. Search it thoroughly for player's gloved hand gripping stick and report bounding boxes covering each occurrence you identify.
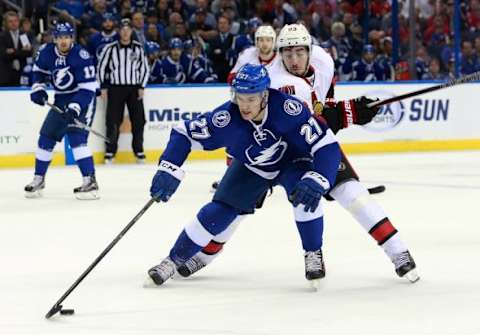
[46,101,110,143]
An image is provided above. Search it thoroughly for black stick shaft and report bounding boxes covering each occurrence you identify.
[45,198,156,319]
[367,71,480,108]
[45,102,111,143]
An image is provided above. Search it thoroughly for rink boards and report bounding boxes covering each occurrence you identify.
[1,81,480,167]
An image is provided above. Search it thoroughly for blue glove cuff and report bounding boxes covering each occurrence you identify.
[301,171,330,192]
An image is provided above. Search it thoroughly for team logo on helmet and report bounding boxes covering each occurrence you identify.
[212,110,231,128]
[283,99,303,116]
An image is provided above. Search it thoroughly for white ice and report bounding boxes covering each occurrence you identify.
[1,151,480,335]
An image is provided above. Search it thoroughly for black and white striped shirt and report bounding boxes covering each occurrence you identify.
[97,40,149,87]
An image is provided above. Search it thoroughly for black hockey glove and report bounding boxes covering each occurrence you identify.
[337,96,380,127]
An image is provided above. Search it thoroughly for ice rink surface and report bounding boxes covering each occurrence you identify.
[1,151,479,335]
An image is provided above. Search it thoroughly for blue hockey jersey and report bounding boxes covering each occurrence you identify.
[350,59,384,81]
[86,31,118,64]
[150,54,215,84]
[161,89,341,185]
[32,43,99,110]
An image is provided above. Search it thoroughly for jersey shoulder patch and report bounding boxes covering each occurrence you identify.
[283,99,303,116]
[212,110,231,128]
[79,49,91,60]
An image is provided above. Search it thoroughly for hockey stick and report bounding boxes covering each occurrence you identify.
[45,198,156,319]
[46,102,110,143]
[366,71,480,108]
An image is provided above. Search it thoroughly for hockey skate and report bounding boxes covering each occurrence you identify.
[392,250,419,283]
[104,153,114,165]
[73,174,99,200]
[177,255,207,278]
[135,152,146,164]
[304,250,325,289]
[145,257,177,287]
[24,175,45,198]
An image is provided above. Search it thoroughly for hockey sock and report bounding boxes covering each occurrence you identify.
[170,201,240,265]
[34,135,56,176]
[295,217,324,251]
[68,132,95,176]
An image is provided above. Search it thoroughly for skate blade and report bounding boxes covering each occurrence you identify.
[143,276,158,288]
[308,278,323,291]
[403,269,420,283]
[75,190,100,200]
[25,190,43,198]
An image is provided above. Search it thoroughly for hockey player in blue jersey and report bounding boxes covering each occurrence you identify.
[150,38,216,84]
[349,45,385,81]
[86,12,118,64]
[25,22,100,200]
[146,64,341,286]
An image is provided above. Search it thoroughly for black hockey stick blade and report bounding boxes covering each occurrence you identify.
[45,102,110,143]
[45,304,63,319]
[367,71,480,108]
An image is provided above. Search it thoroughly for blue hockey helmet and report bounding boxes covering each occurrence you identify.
[231,64,270,94]
[183,39,194,51]
[363,44,375,54]
[145,41,160,55]
[53,22,75,38]
[248,17,262,30]
[169,38,184,50]
[102,12,116,22]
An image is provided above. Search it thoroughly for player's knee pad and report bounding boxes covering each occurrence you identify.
[330,180,386,226]
[36,135,56,162]
[293,202,324,222]
[67,132,92,161]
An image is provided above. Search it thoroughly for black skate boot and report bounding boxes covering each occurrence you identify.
[177,255,207,278]
[135,152,146,164]
[392,250,419,283]
[24,175,45,198]
[145,257,177,286]
[305,250,325,289]
[73,174,99,200]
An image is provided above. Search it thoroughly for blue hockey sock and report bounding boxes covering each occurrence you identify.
[68,132,95,176]
[169,230,203,265]
[169,202,240,265]
[34,135,56,176]
[295,217,324,251]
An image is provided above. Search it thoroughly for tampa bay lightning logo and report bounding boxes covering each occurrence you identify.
[53,67,74,90]
[245,129,288,166]
[212,110,231,128]
[283,99,303,116]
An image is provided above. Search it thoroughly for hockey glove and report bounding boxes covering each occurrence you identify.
[30,87,48,106]
[336,96,380,127]
[289,172,330,212]
[64,103,81,124]
[150,161,185,202]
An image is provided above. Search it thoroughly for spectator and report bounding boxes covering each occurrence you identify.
[84,0,110,33]
[190,8,217,41]
[189,0,217,28]
[86,12,118,63]
[156,0,171,26]
[132,11,147,44]
[460,40,480,75]
[416,46,429,79]
[350,44,384,81]
[376,37,394,80]
[208,15,234,82]
[119,0,134,17]
[55,0,85,20]
[0,11,34,87]
[422,57,449,80]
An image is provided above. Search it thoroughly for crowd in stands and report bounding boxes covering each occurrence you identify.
[1,0,480,87]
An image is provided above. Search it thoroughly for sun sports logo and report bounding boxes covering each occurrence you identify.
[362,90,450,132]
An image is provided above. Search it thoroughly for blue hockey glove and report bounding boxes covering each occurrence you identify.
[150,161,185,202]
[64,103,81,124]
[30,88,48,106]
[289,172,330,212]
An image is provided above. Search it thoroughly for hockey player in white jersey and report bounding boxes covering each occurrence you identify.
[227,25,279,83]
[179,24,419,283]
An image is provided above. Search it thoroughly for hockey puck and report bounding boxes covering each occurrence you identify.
[368,185,386,195]
[60,309,75,315]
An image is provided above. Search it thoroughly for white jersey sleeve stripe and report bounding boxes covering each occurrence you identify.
[311,129,337,155]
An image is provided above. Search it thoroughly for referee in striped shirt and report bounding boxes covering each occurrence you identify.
[98,18,149,163]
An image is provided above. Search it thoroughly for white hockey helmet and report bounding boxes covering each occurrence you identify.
[276,24,312,54]
[255,25,276,46]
